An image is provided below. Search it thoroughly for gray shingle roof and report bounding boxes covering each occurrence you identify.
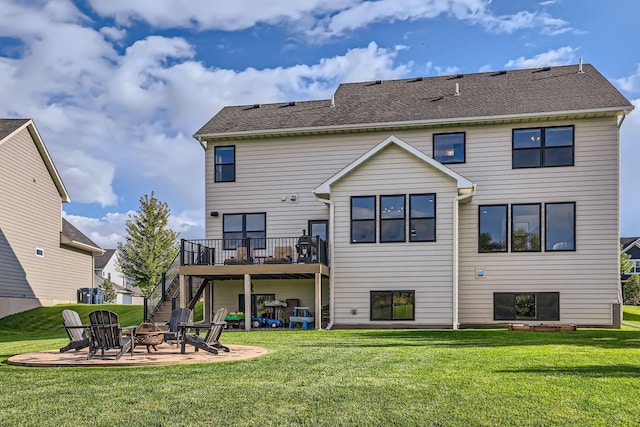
[95,249,117,269]
[0,118,30,141]
[62,218,102,252]
[195,64,633,138]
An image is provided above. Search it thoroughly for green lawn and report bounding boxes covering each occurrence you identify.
[0,305,639,426]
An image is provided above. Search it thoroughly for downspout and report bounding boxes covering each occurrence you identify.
[314,193,335,330]
[452,184,477,330]
[617,110,628,129]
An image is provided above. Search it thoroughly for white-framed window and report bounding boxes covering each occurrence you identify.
[632,260,640,274]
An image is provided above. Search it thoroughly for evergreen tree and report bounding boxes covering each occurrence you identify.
[116,192,179,296]
[101,278,117,303]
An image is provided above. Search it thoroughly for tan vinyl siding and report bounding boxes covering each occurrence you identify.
[203,116,621,327]
[0,127,94,315]
[455,117,620,326]
[329,144,458,327]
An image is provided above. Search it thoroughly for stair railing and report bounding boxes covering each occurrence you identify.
[143,253,180,321]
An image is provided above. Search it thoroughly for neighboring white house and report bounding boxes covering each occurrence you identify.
[179,63,633,329]
[94,249,144,304]
[0,119,104,318]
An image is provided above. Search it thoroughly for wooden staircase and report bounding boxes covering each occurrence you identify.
[146,276,206,324]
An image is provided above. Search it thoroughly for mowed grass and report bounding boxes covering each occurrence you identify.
[0,305,639,426]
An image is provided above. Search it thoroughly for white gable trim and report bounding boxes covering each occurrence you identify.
[313,135,475,197]
[622,239,640,253]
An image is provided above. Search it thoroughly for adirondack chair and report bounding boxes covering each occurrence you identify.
[181,307,230,355]
[59,309,90,353]
[163,307,193,346]
[87,310,133,360]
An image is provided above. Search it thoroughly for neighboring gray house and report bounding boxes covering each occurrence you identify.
[0,119,103,318]
[621,237,640,283]
[178,63,633,329]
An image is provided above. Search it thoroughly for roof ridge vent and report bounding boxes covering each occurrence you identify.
[415,77,423,82]
[498,70,507,75]
[253,104,260,109]
[375,80,382,84]
[288,101,296,106]
[456,74,464,79]
[542,66,551,71]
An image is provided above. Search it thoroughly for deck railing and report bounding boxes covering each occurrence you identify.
[180,236,329,266]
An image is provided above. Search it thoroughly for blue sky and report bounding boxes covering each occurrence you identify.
[1,0,640,247]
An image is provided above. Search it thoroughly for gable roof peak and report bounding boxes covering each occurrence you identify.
[314,135,474,197]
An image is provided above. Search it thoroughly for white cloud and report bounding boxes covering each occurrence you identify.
[505,46,577,69]
[85,0,573,41]
[615,64,640,94]
[87,0,358,31]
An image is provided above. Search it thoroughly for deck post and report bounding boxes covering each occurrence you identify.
[179,274,186,309]
[204,282,212,324]
[244,274,252,331]
[315,271,321,329]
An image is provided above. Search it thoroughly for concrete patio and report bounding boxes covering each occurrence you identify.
[7,342,268,367]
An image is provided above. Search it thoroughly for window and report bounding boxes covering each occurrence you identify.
[494,292,560,321]
[223,213,266,250]
[434,132,465,164]
[633,260,640,274]
[546,203,575,251]
[512,126,574,168]
[380,195,405,242]
[410,194,436,242]
[479,205,507,252]
[370,291,415,321]
[511,204,541,252]
[351,196,376,243]
[214,146,235,182]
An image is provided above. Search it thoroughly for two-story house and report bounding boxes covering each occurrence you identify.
[0,119,104,318]
[178,63,633,329]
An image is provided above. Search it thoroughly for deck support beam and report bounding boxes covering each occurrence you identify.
[315,272,321,329]
[204,282,212,323]
[244,274,252,331]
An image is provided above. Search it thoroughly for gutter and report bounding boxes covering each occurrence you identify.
[314,193,335,330]
[452,184,477,330]
[195,136,207,150]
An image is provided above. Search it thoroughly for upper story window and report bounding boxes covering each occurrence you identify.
[223,213,266,250]
[479,205,508,252]
[512,126,574,168]
[351,196,376,243]
[632,260,640,274]
[511,204,541,252]
[433,132,465,164]
[410,194,436,242]
[546,202,575,251]
[215,146,235,182]
[380,195,405,242]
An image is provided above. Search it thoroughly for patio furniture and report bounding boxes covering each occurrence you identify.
[289,307,315,330]
[59,309,90,353]
[87,310,134,360]
[264,246,293,263]
[224,247,254,264]
[163,308,193,346]
[181,307,230,355]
